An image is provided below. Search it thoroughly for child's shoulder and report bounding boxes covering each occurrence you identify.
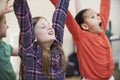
[0,41,10,48]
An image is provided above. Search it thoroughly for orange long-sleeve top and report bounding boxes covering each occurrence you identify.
[50,0,114,79]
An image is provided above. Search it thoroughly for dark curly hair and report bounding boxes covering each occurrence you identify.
[75,9,89,29]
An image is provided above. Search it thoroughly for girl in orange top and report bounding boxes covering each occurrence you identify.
[50,0,114,80]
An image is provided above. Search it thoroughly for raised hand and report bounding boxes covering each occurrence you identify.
[0,0,13,16]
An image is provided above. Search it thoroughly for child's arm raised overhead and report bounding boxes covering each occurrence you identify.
[100,0,110,32]
[13,0,34,55]
[52,0,70,46]
[50,0,82,41]
[0,0,13,16]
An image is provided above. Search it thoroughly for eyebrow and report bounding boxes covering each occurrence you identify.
[89,12,98,17]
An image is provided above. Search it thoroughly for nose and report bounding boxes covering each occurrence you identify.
[48,25,53,30]
[97,16,101,21]
[7,25,9,29]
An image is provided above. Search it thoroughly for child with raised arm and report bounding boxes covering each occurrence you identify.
[50,0,114,80]
[13,0,70,80]
[0,0,18,80]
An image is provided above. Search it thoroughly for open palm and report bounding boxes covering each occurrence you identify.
[0,0,13,16]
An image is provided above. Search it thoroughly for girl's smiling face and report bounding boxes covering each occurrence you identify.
[34,18,55,44]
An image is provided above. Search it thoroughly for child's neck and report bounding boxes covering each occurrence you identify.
[37,40,54,51]
[39,42,53,51]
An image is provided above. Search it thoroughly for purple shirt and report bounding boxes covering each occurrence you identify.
[13,0,69,80]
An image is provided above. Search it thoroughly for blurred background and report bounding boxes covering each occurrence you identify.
[1,0,120,80]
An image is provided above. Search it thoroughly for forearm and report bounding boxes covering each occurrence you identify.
[51,0,81,41]
[14,0,34,50]
[13,0,29,30]
[0,12,4,16]
[0,7,4,16]
[52,0,69,46]
[0,0,13,16]
[0,1,4,16]
[100,0,110,31]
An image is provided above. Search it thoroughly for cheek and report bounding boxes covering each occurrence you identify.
[0,27,7,33]
[35,30,47,41]
[88,20,95,25]
[87,20,97,28]
[35,30,42,38]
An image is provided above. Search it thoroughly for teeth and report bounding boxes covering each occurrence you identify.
[48,31,53,35]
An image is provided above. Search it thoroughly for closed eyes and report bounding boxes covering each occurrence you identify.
[41,25,45,29]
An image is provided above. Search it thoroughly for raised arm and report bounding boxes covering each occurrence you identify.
[50,0,82,41]
[13,0,34,54]
[52,0,70,46]
[0,0,13,16]
[100,0,110,32]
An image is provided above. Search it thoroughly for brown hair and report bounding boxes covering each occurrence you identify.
[19,17,66,79]
[32,17,66,77]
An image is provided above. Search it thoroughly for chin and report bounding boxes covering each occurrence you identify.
[51,38,56,41]
[51,36,56,40]
[98,30,103,34]
[49,37,55,41]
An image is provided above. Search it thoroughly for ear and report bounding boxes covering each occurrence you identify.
[81,23,89,30]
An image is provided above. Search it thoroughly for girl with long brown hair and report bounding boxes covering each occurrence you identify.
[13,0,70,80]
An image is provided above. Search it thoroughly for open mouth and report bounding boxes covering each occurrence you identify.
[48,31,53,35]
[99,22,102,27]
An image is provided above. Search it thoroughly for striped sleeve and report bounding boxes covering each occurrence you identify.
[13,0,34,54]
[51,0,82,41]
[52,0,69,46]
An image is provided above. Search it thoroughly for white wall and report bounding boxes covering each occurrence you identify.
[110,0,120,63]
[5,0,120,58]
[1,0,120,78]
